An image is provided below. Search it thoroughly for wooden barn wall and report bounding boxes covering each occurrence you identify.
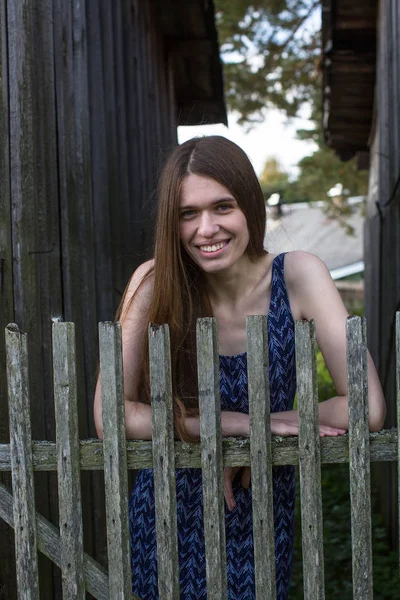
[365,0,400,545]
[0,0,177,597]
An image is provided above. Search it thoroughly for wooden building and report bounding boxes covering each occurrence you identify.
[0,0,226,597]
[322,0,400,543]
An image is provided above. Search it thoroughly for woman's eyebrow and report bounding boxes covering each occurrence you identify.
[180,196,236,209]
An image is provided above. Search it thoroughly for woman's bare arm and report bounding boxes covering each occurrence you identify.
[281,251,386,432]
[94,260,253,441]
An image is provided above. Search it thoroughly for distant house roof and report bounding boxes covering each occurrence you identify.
[157,0,227,126]
[322,0,377,161]
[265,200,364,280]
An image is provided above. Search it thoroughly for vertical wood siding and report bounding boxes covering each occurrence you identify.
[0,0,178,596]
[365,0,400,546]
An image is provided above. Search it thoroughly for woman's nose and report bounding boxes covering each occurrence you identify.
[197,212,219,237]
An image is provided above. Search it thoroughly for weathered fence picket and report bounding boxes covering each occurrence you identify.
[0,314,399,599]
[52,320,85,599]
[295,320,325,599]
[347,317,373,599]
[99,322,132,599]
[149,324,179,599]
[197,318,228,600]
[6,324,40,600]
[247,315,276,599]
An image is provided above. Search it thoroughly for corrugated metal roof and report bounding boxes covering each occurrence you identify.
[265,201,364,277]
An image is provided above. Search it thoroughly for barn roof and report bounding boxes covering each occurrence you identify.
[322,0,377,162]
[156,0,227,126]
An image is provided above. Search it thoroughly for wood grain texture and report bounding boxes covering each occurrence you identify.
[52,321,85,599]
[0,483,145,600]
[0,1,16,595]
[396,312,400,568]
[295,320,325,599]
[347,316,373,599]
[246,316,276,599]
[99,322,131,599]
[0,429,397,472]
[149,324,179,599]
[197,318,228,599]
[6,324,40,599]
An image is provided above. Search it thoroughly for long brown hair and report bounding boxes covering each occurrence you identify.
[118,136,266,441]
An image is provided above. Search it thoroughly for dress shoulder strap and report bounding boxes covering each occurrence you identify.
[270,252,293,319]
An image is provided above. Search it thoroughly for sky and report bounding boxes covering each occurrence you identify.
[178,110,318,179]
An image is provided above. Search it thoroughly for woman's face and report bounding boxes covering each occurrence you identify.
[179,174,250,275]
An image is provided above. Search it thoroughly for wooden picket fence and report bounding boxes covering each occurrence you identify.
[0,315,399,600]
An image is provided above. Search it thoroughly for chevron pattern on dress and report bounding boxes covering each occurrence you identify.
[129,252,296,599]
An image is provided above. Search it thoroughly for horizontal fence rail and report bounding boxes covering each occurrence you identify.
[0,315,398,600]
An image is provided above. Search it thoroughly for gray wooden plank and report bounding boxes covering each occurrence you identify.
[86,0,114,321]
[99,322,131,599]
[149,324,179,598]
[0,1,17,595]
[396,311,400,569]
[295,320,325,599]
[5,324,40,599]
[246,315,276,599]
[52,321,85,598]
[347,316,373,599]
[53,0,101,567]
[0,429,398,472]
[196,317,228,599]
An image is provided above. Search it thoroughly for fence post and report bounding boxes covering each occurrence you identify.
[246,315,276,599]
[347,316,373,599]
[149,323,179,599]
[52,320,85,599]
[295,320,325,599]
[6,324,40,599]
[99,322,131,599]
[197,317,228,600]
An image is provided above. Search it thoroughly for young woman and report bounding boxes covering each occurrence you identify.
[94,136,385,600]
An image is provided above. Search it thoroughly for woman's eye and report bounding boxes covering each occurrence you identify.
[180,210,196,219]
[217,204,232,211]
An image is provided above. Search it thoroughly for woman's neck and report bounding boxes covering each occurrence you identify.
[204,252,271,308]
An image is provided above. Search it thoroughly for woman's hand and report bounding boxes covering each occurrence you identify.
[224,466,251,511]
[270,413,346,437]
[223,415,346,511]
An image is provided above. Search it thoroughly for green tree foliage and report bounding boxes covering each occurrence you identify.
[295,147,368,202]
[215,1,370,208]
[259,156,289,199]
[215,0,321,124]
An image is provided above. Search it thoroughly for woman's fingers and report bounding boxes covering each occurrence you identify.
[223,466,253,510]
[271,417,347,437]
[223,467,237,512]
[318,425,347,437]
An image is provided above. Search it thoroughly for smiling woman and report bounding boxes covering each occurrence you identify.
[93,136,385,600]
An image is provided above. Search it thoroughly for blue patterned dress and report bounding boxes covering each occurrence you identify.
[129,252,296,599]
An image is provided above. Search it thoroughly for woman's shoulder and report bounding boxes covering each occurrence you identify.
[283,251,330,286]
[119,259,155,322]
[283,251,344,321]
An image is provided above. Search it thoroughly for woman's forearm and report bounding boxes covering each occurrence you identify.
[124,402,250,441]
[270,397,348,430]
[272,393,384,432]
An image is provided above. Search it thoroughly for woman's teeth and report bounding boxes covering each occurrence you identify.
[200,242,226,253]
